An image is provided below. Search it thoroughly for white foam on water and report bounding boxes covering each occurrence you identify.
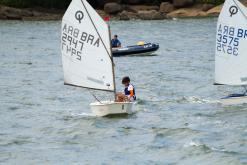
[211,147,226,152]
[183,140,202,147]
[183,96,220,104]
[71,112,96,117]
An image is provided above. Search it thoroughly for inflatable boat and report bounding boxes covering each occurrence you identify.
[112,43,159,57]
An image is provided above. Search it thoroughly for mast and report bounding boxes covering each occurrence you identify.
[108,25,117,101]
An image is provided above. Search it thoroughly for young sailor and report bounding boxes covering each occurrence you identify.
[116,76,136,102]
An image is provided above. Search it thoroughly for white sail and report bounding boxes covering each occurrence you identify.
[61,0,114,91]
[215,0,247,86]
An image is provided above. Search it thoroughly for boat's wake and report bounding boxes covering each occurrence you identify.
[70,112,96,117]
[179,96,220,104]
[183,140,240,155]
[141,96,220,105]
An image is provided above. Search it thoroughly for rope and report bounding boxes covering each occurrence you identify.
[88,89,102,104]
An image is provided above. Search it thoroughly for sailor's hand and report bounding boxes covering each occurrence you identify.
[124,96,129,102]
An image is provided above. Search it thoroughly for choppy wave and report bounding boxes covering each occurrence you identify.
[70,112,96,118]
[71,112,96,117]
[137,96,220,107]
[183,140,205,147]
[183,140,244,156]
[176,96,220,104]
[1,19,246,164]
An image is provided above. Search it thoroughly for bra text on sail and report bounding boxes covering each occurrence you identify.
[216,24,247,56]
[61,23,100,61]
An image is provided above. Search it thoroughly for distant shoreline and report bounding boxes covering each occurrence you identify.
[0,4,223,21]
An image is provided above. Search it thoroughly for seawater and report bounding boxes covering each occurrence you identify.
[0,19,247,164]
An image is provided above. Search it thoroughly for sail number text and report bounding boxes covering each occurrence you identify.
[216,24,247,56]
[61,23,100,61]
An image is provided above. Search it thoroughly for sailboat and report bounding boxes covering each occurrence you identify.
[215,0,247,105]
[61,0,134,116]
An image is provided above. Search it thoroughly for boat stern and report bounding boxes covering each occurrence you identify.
[90,101,133,117]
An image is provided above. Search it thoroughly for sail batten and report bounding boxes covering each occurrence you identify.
[61,0,115,91]
[215,0,247,86]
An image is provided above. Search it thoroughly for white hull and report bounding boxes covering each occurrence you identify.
[221,96,247,105]
[90,101,134,117]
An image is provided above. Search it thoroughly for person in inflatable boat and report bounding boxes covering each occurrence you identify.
[111,35,121,48]
[116,76,136,102]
